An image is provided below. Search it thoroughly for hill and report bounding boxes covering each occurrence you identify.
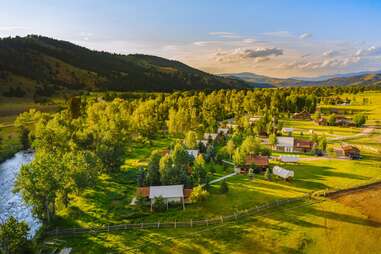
[0,35,251,97]
[221,72,381,87]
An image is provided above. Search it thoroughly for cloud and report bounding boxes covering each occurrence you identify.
[242,38,256,43]
[215,47,283,63]
[209,32,234,36]
[299,33,312,39]
[209,31,241,39]
[355,46,381,57]
[263,31,292,37]
[193,41,221,46]
[281,56,360,70]
[323,50,340,57]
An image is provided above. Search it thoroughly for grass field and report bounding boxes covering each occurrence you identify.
[40,91,381,253]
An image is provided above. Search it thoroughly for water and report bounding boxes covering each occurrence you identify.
[0,151,41,236]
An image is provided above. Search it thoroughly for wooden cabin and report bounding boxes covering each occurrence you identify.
[334,145,360,159]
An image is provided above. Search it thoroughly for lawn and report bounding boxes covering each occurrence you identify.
[39,91,381,253]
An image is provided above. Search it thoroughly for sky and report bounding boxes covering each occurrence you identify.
[1,0,381,78]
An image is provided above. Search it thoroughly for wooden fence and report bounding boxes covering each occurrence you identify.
[46,195,310,237]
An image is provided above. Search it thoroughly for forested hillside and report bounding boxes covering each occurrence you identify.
[0,35,249,97]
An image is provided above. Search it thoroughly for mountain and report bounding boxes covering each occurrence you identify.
[292,70,381,81]
[221,72,381,87]
[0,35,251,97]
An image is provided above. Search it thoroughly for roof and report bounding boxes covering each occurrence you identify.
[279,155,299,163]
[245,155,269,166]
[186,149,199,158]
[276,137,294,147]
[149,185,184,199]
[136,187,150,197]
[204,133,218,140]
[282,127,294,133]
[294,139,314,149]
[336,145,360,153]
[273,166,294,179]
[217,128,229,134]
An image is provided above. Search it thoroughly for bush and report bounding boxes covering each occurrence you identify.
[189,186,209,203]
[220,180,229,194]
[264,168,272,181]
[152,196,167,212]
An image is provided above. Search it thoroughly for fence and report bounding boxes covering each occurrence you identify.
[45,195,310,237]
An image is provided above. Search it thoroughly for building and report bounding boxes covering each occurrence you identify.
[294,139,314,153]
[315,118,327,126]
[281,127,294,135]
[136,185,193,211]
[238,155,269,173]
[292,111,311,120]
[334,145,360,159]
[278,155,299,163]
[197,139,209,147]
[273,166,294,180]
[204,133,218,141]
[275,137,295,152]
[217,128,229,136]
[186,149,199,158]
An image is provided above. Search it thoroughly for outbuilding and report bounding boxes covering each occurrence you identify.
[276,137,295,153]
[273,166,294,180]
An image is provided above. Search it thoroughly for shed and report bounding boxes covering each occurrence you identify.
[217,128,229,136]
[273,166,294,180]
[276,137,295,152]
[204,133,218,141]
[149,185,185,211]
[279,155,299,163]
[186,149,199,158]
[334,145,360,159]
[294,139,314,153]
[197,139,209,147]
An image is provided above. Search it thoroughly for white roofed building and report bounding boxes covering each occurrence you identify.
[204,133,218,141]
[281,127,294,135]
[217,128,229,136]
[275,137,295,153]
[149,185,185,211]
[273,166,294,180]
[186,149,199,158]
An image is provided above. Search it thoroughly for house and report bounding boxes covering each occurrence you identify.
[273,166,294,180]
[336,119,355,127]
[197,139,209,147]
[186,149,199,158]
[292,111,311,120]
[226,123,238,129]
[281,127,294,135]
[245,155,269,169]
[204,133,218,141]
[294,139,314,153]
[136,185,192,211]
[217,128,229,136]
[275,137,295,153]
[334,145,360,159]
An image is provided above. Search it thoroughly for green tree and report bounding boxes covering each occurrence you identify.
[153,196,167,212]
[265,168,272,181]
[219,179,229,194]
[192,154,207,185]
[189,186,209,203]
[353,113,367,127]
[225,139,236,159]
[145,150,162,186]
[184,131,198,149]
[0,217,30,254]
[232,148,244,166]
[328,113,337,126]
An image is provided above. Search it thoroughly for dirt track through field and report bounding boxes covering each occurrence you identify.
[331,183,381,223]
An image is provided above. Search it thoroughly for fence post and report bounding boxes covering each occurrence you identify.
[220,216,224,224]
[157,221,160,229]
[174,220,176,229]
[107,224,110,232]
[234,212,238,220]
[141,223,143,229]
[206,219,208,226]
[190,219,193,228]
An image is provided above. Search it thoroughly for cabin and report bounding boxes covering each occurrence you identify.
[292,111,311,120]
[217,128,229,136]
[136,185,193,211]
[273,166,294,180]
[336,119,355,127]
[334,145,360,159]
[294,139,314,153]
[203,133,218,142]
[281,127,294,136]
[238,155,269,173]
[275,137,294,153]
[186,149,199,158]
[197,139,209,147]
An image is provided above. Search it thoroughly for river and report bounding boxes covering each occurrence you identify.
[0,151,41,236]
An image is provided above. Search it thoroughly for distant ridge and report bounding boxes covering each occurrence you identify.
[0,35,257,97]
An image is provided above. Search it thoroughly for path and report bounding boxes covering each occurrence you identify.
[328,127,375,142]
[207,172,237,185]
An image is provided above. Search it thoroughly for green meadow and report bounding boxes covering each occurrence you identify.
[42,91,381,253]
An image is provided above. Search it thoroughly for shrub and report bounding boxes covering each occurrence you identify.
[153,196,167,212]
[265,168,272,181]
[220,180,229,194]
[189,186,209,203]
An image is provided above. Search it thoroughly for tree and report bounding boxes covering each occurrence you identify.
[232,148,244,166]
[225,140,236,159]
[269,133,277,148]
[265,168,272,181]
[145,150,162,186]
[240,136,260,157]
[192,154,207,185]
[184,131,198,149]
[0,217,30,254]
[189,186,209,203]
[328,113,337,126]
[219,180,229,194]
[69,96,82,119]
[152,196,167,212]
[353,113,367,127]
